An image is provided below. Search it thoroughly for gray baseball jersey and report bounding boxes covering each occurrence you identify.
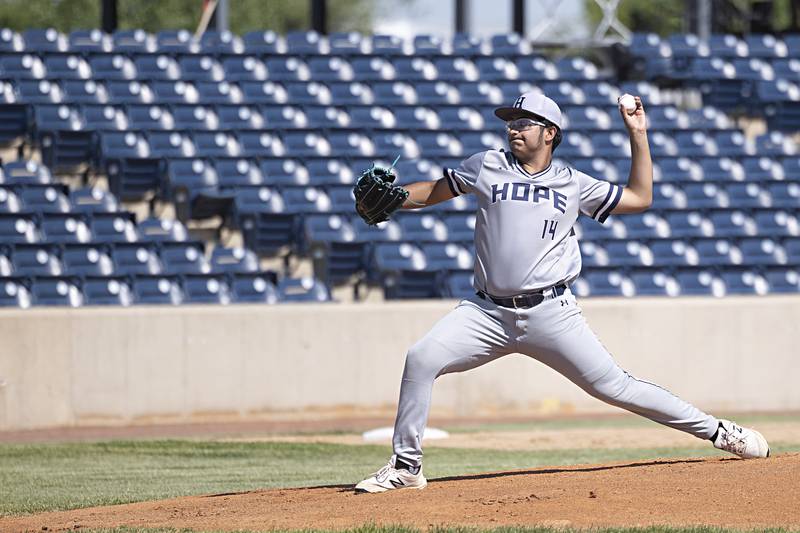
[443,149,623,297]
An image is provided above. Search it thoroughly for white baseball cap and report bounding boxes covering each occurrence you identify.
[494,91,563,130]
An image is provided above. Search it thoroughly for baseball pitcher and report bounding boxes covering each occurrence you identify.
[352,91,770,493]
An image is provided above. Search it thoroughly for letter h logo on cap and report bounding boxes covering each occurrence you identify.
[514,96,526,108]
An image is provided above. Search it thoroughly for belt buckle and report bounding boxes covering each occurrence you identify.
[512,294,525,309]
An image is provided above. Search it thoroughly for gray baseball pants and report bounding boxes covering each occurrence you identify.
[392,288,719,466]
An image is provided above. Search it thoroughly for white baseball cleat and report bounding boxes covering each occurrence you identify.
[355,456,427,493]
[713,419,770,458]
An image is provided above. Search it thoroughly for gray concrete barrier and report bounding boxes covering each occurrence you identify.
[1,295,798,430]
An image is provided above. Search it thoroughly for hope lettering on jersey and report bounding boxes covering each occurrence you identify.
[490,182,567,213]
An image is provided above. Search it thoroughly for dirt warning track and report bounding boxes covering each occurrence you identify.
[3,453,799,532]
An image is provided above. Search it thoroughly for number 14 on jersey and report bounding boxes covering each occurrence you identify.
[541,219,558,240]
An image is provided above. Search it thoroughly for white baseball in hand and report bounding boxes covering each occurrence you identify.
[618,93,637,114]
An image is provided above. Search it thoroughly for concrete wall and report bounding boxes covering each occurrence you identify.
[1,296,798,431]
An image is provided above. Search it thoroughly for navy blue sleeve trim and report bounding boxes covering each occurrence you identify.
[598,185,623,223]
[591,184,614,220]
[447,168,466,195]
[443,168,458,196]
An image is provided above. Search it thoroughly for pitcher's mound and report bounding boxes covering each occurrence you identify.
[4,453,799,532]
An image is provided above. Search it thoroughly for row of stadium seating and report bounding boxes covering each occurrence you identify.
[0,273,330,307]
[2,28,798,59]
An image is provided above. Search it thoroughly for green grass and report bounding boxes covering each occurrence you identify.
[2,440,800,517]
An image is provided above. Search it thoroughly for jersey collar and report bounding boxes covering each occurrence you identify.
[504,150,552,179]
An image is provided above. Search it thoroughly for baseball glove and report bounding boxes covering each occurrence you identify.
[353,165,409,226]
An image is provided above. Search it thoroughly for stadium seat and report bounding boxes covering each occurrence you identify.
[182,274,231,304]
[210,246,259,274]
[19,185,71,213]
[230,273,279,303]
[766,182,800,209]
[40,214,92,244]
[69,29,112,53]
[420,242,473,271]
[156,29,199,54]
[82,276,134,306]
[260,158,310,186]
[137,217,189,243]
[112,243,162,276]
[329,31,367,55]
[148,131,196,158]
[171,104,218,130]
[112,29,156,53]
[61,244,115,277]
[133,54,181,81]
[132,275,184,305]
[764,267,800,293]
[178,55,224,82]
[215,157,264,188]
[31,276,83,307]
[12,244,62,276]
[0,54,46,79]
[682,183,730,209]
[242,30,282,54]
[91,212,138,243]
[70,187,119,213]
[720,269,769,295]
[277,276,331,302]
[737,237,787,265]
[582,270,633,297]
[159,242,210,275]
[0,278,32,307]
[664,211,714,238]
[675,268,725,296]
[629,269,680,296]
[649,239,696,267]
[217,104,264,130]
[604,241,653,267]
[708,210,757,237]
[395,213,447,242]
[0,187,22,213]
[692,238,741,266]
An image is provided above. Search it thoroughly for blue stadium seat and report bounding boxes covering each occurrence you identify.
[0,187,22,213]
[0,278,32,307]
[390,106,435,129]
[673,131,719,157]
[372,81,418,105]
[286,30,325,54]
[19,185,71,213]
[69,29,112,53]
[579,241,609,269]
[151,80,197,105]
[582,270,633,296]
[170,104,217,130]
[629,269,680,296]
[652,183,688,210]
[725,182,770,208]
[682,183,729,209]
[0,28,24,52]
[590,131,630,158]
[394,159,440,182]
[61,244,114,277]
[192,131,241,158]
[709,34,748,58]
[737,237,787,266]
[371,34,406,55]
[744,34,788,58]
[328,81,375,106]
[461,131,504,154]
[277,276,331,302]
[125,104,170,130]
[490,33,530,55]
[420,242,472,271]
[221,56,267,83]
[557,58,602,81]
[23,28,68,52]
[394,213,447,242]
[327,130,375,158]
[82,276,134,306]
[112,29,155,53]
[33,104,83,132]
[233,187,296,253]
[436,106,484,130]
[350,57,395,82]
[307,57,353,82]
[441,213,475,242]
[40,214,92,244]
[138,217,189,243]
[257,158,308,186]
[91,212,138,243]
[260,104,308,128]
[415,132,463,158]
[713,130,752,157]
[304,213,356,243]
[329,31,367,55]
[281,186,331,214]
[664,211,714,238]
[563,106,613,130]
[578,81,617,106]
[352,219,403,242]
[82,104,129,130]
[764,267,800,293]
[452,33,486,56]
[0,54,46,79]
[132,275,184,305]
[210,246,259,274]
[156,29,199,54]
[731,57,773,81]
[230,273,279,304]
[650,239,695,267]
[240,81,290,104]
[217,104,264,130]
[242,30,282,54]
[621,213,670,239]
[766,182,800,209]
[692,238,740,266]
[17,79,63,104]
[99,131,151,159]
[753,209,797,236]
[12,244,62,276]
[148,130,196,158]
[755,131,797,157]
[675,268,724,296]
[720,269,768,295]
[443,270,475,299]
[69,187,118,214]
[31,276,83,307]
[44,54,91,80]
[656,155,700,183]
[326,185,356,212]
[178,55,224,83]
[604,241,652,267]
[112,243,162,276]
[160,242,210,275]
[697,157,745,181]
[392,57,439,81]
[238,131,286,158]
[708,210,757,237]
[742,157,785,181]
[214,157,263,188]
[413,34,445,56]
[133,54,181,81]
[785,237,800,264]
[433,57,478,83]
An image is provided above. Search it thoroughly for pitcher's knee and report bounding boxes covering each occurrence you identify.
[585,368,633,404]
[403,339,447,381]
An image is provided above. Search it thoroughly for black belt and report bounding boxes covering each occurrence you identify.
[476,284,568,309]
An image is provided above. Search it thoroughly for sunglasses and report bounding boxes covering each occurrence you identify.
[506,117,550,132]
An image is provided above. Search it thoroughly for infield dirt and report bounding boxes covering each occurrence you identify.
[3,453,799,532]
